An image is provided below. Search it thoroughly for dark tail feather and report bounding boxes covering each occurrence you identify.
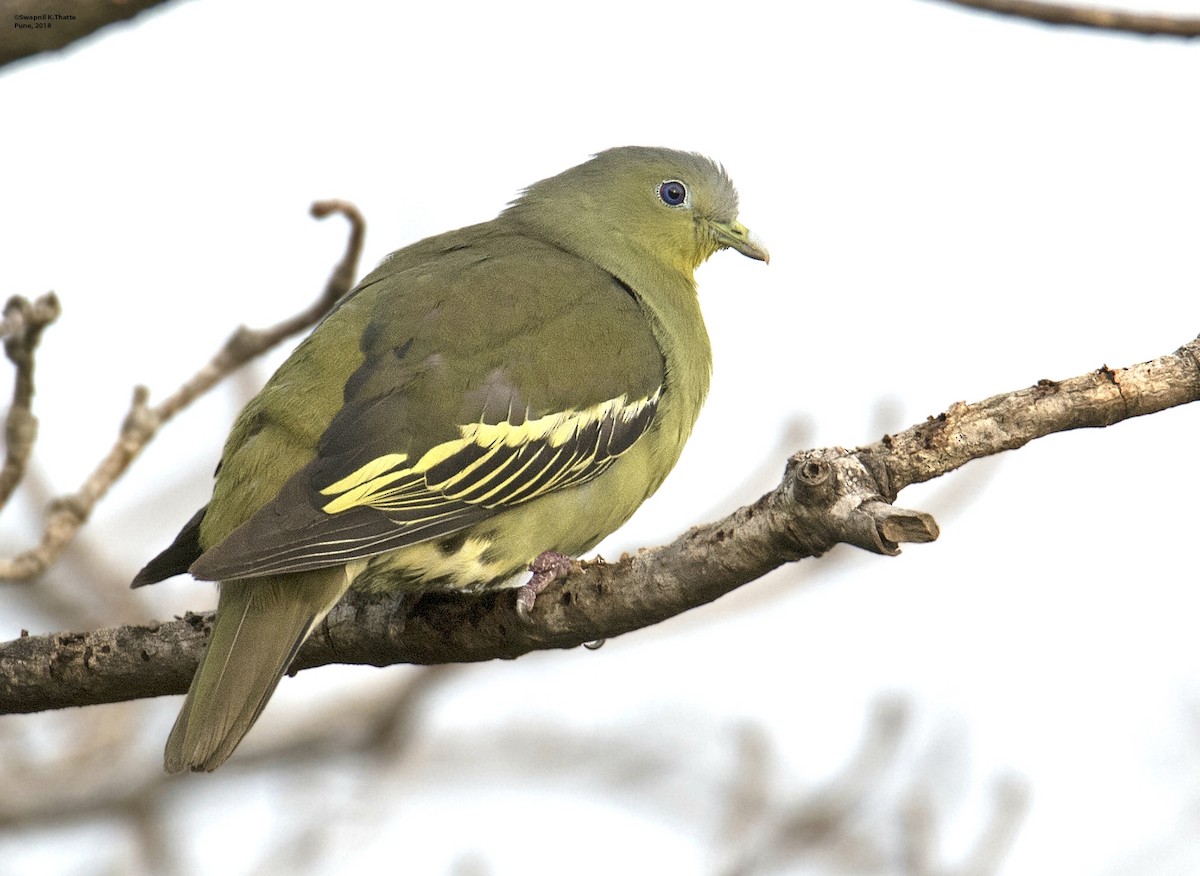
[132,506,207,588]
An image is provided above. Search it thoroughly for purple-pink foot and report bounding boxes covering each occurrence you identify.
[516,550,574,621]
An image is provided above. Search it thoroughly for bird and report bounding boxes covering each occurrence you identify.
[132,146,769,773]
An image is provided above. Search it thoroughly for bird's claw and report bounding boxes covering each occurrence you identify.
[516,550,574,622]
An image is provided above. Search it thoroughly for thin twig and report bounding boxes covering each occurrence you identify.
[0,201,364,583]
[0,665,454,836]
[0,292,60,508]
[927,0,1200,37]
[957,776,1030,876]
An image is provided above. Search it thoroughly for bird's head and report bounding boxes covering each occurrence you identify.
[504,146,768,284]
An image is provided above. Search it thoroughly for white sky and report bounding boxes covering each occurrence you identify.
[2,1,1199,874]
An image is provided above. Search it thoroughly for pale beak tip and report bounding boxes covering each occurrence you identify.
[746,230,770,264]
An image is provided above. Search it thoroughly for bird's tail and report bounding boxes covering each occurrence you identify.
[165,568,351,773]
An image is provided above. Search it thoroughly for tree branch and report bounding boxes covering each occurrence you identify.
[0,0,181,70]
[3,333,1196,714]
[0,201,363,583]
[0,292,59,509]
[926,0,1200,37]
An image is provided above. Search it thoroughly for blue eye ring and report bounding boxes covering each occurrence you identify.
[658,180,688,207]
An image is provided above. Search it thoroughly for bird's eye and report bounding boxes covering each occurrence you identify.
[658,180,688,207]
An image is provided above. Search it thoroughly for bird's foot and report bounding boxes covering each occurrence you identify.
[516,550,574,622]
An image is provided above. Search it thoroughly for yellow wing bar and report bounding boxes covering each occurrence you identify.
[318,388,661,517]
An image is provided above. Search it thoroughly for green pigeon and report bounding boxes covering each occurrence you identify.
[133,146,769,772]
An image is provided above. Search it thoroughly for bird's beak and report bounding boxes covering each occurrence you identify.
[710,219,770,263]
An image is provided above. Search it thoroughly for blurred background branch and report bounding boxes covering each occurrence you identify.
[0,0,182,68]
[927,0,1200,36]
[0,201,362,583]
[0,292,59,507]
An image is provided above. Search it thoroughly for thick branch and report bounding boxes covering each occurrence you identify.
[2,334,1196,714]
[0,202,362,583]
[927,0,1200,37]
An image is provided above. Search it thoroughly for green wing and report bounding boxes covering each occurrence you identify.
[188,232,665,581]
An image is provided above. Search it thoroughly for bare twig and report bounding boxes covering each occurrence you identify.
[0,201,363,584]
[712,700,910,875]
[901,774,1029,876]
[3,333,1196,713]
[957,776,1030,876]
[0,666,455,834]
[926,0,1200,37]
[714,701,1029,876]
[0,292,60,508]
